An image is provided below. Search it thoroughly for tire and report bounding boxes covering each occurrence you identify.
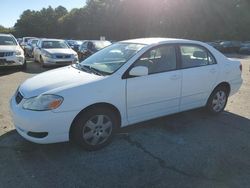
[34,55,38,62]
[206,86,229,114]
[24,49,28,57]
[71,107,118,150]
[40,56,45,68]
[21,60,27,70]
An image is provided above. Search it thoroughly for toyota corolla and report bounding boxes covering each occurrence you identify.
[33,39,78,67]
[10,38,243,150]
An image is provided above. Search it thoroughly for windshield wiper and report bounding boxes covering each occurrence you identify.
[80,64,105,76]
[72,64,90,73]
[89,66,106,76]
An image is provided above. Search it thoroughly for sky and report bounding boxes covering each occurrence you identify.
[0,0,86,28]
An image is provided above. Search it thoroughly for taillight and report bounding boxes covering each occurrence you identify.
[240,64,242,72]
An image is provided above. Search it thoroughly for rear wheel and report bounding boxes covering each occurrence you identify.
[207,87,229,114]
[71,107,118,150]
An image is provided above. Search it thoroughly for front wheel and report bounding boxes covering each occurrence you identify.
[71,107,118,150]
[207,87,229,114]
[40,56,45,68]
[21,60,27,70]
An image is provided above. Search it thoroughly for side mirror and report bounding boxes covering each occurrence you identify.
[129,66,148,77]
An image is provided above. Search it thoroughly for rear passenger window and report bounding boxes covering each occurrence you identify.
[180,45,216,68]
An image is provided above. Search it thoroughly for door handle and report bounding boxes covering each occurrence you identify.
[170,75,180,80]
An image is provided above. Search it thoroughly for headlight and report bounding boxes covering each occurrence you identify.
[15,50,22,56]
[42,51,53,58]
[23,94,63,111]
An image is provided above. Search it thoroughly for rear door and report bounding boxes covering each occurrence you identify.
[178,44,219,111]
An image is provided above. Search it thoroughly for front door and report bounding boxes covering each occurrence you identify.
[126,45,182,124]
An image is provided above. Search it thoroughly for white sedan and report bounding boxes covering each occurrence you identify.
[33,39,78,67]
[10,38,243,150]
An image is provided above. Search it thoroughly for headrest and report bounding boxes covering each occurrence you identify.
[193,51,206,59]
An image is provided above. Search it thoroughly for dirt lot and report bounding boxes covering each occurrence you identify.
[0,56,250,188]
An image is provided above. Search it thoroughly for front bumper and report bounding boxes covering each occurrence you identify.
[0,55,25,67]
[9,95,79,144]
[42,56,78,66]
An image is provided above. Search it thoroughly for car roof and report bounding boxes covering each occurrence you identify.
[84,40,111,43]
[28,38,39,42]
[121,38,197,45]
[40,38,65,42]
[0,33,14,37]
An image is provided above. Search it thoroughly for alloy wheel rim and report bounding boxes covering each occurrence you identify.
[212,90,227,112]
[82,115,113,146]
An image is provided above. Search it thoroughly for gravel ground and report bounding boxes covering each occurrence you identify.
[0,55,249,188]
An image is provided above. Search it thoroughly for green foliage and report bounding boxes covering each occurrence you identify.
[14,6,68,38]
[11,0,250,41]
[0,25,14,34]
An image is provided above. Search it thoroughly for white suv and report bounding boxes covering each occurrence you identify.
[0,34,26,69]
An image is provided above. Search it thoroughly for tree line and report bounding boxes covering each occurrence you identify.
[1,0,250,41]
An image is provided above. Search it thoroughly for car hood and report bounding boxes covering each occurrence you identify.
[20,66,102,98]
[0,45,20,52]
[44,48,76,55]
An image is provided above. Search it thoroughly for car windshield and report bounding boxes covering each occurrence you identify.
[0,36,17,45]
[243,43,250,47]
[24,37,34,42]
[66,40,77,46]
[31,40,38,45]
[42,40,69,49]
[76,41,83,45]
[93,41,112,50]
[78,42,145,75]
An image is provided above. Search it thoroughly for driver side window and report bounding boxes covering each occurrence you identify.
[133,45,177,75]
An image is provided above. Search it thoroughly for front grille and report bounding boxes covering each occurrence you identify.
[0,52,14,57]
[15,91,23,104]
[56,55,71,59]
[5,52,14,56]
[56,61,72,65]
[0,59,15,65]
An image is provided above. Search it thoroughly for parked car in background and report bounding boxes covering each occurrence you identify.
[0,33,26,69]
[10,38,242,150]
[78,40,111,61]
[73,40,84,52]
[33,38,78,67]
[17,38,23,45]
[207,41,223,51]
[65,40,77,48]
[20,37,36,49]
[24,38,39,57]
[220,41,242,53]
[66,40,85,52]
[239,43,250,55]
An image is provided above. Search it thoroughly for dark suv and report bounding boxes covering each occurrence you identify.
[78,40,111,61]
